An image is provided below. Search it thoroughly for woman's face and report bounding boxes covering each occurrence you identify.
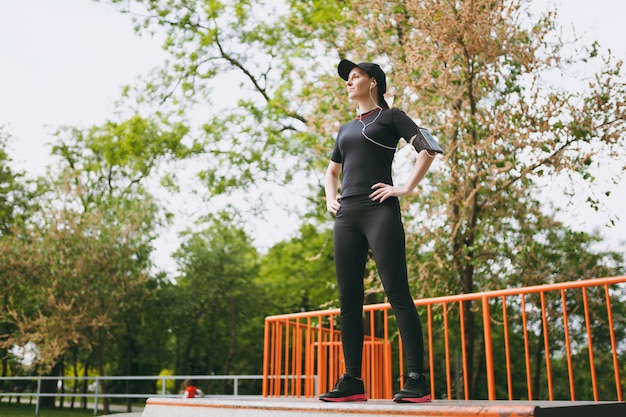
[346,67,374,101]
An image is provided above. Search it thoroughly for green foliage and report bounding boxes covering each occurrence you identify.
[0,403,95,417]
[3,175,157,370]
[51,114,194,199]
[157,368,176,393]
[0,129,20,236]
[0,128,39,236]
[257,223,337,314]
[0,129,28,381]
[169,212,263,377]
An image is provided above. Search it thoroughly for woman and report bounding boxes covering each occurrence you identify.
[320,59,437,403]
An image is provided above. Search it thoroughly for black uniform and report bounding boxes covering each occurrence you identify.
[330,107,425,377]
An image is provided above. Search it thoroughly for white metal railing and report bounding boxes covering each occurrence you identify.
[0,374,264,416]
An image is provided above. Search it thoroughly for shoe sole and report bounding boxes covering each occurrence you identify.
[319,394,368,402]
[393,394,432,403]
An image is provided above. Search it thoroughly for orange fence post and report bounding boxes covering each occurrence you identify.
[294,319,302,396]
[459,300,469,400]
[539,292,554,400]
[275,321,283,395]
[482,296,496,400]
[582,287,599,401]
[502,296,513,400]
[304,317,314,397]
[284,322,291,396]
[521,294,533,400]
[443,302,452,400]
[427,304,435,400]
[383,309,392,399]
[560,289,576,400]
[316,314,324,396]
[605,284,623,401]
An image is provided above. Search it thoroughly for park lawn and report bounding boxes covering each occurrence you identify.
[0,403,120,417]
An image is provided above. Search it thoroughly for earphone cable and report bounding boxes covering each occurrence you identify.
[358,107,397,150]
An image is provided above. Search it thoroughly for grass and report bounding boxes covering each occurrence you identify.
[0,402,130,416]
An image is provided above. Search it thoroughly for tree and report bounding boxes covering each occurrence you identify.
[106,0,328,221]
[257,223,337,314]
[47,114,198,411]
[1,113,197,410]
[0,127,30,237]
[105,0,626,398]
[291,0,626,397]
[0,128,18,383]
[169,212,262,392]
[0,127,42,389]
[2,174,157,409]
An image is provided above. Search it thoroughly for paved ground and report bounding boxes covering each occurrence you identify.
[102,402,144,415]
[140,397,626,417]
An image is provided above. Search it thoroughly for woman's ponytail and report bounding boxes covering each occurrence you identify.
[378,92,389,109]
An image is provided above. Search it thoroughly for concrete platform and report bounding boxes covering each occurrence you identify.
[108,414,142,417]
[141,397,626,417]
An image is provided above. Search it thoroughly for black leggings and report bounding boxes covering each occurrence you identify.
[333,195,425,377]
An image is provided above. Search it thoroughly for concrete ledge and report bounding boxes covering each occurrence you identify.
[107,413,142,417]
[141,397,625,417]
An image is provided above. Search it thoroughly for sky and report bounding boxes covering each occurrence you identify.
[1,0,625,274]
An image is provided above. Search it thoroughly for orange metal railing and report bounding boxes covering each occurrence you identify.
[262,275,626,401]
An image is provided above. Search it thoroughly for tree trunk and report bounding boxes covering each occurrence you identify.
[38,361,62,409]
[221,297,237,393]
[181,308,204,376]
[81,356,90,409]
[71,346,78,409]
[58,359,65,409]
[0,348,7,394]
[96,346,110,415]
[459,229,477,398]
[472,337,484,399]
[2,291,11,394]
[463,300,475,398]
[125,320,133,412]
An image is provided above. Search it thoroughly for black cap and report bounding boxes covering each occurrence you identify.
[338,59,387,94]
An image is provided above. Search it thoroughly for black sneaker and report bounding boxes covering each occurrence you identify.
[393,373,432,403]
[319,374,368,402]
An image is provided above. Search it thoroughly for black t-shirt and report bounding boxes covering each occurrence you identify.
[331,107,419,198]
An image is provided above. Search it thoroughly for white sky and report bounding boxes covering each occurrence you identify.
[1,0,624,274]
